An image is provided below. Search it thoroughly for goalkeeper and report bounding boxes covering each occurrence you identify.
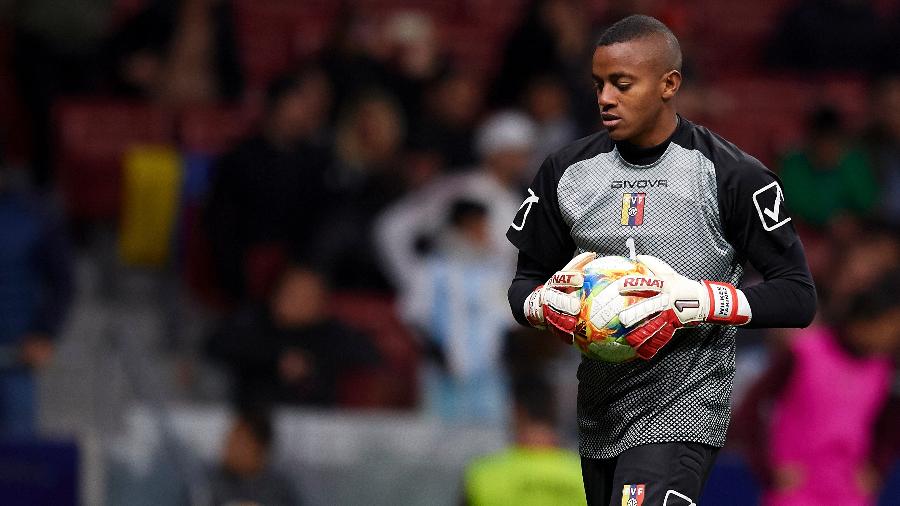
[506,15,816,506]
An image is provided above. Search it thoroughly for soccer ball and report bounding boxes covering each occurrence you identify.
[573,255,652,362]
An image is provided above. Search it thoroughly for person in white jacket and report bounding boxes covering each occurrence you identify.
[375,110,538,292]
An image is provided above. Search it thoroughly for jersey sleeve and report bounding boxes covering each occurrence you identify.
[719,158,798,261]
[718,156,817,328]
[506,156,576,270]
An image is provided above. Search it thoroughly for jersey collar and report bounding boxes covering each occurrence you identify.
[615,114,687,166]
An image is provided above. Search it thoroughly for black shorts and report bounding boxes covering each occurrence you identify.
[581,442,719,506]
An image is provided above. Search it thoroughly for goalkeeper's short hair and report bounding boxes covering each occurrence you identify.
[597,14,682,72]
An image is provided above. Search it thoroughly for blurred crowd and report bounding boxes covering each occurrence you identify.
[0,0,899,504]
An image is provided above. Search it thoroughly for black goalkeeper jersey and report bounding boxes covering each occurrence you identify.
[506,115,815,459]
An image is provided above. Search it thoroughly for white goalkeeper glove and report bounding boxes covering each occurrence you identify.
[524,252,597,344]
[617,255,751,359]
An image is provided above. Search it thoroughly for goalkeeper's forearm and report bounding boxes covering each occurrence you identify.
[741,240,817,329]
[508,251,554,327]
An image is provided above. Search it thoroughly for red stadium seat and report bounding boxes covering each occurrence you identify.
[706,76,870,166]
[178,105,252,156]
[234,0,339,91]
[442,22,505,77]
[818,76,869,132]
[55,99,174,220]
[352,0,461,20]
[330,292,420,409]
[462,0,527,31]
[692,0,790,71]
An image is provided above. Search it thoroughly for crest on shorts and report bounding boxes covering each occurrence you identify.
[621,483,645,506]
[620,193,645,226]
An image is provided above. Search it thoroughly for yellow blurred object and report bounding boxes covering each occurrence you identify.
[118,145,183,267]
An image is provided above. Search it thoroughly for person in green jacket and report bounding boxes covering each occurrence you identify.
[779,106,879,228]
[463,375,586,506]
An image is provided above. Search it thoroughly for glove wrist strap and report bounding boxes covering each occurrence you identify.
[524,286,546,328]
[703,281,751,325]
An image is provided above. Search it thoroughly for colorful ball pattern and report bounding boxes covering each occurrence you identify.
[573,255,651,363]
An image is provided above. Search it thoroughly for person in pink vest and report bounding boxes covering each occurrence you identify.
[732,271,900,505]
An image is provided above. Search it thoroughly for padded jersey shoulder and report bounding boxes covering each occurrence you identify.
[546,130,616,175]
[673,116,798,257]
[674,118,775,189]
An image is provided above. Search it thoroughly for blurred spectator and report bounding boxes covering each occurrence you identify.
[205,67,333,302]
[333,90,406,181]
[318,90,408,292]
[320,9,447,130]
[818,219,899,320]
[0,165,74,438]
[209,405,299,506]
[400,148,446,192]
[319,9,392,115]
[864,75,900,226]
[779,106,878,229]
[410,69,484,170]
[462,374,585,505]
[402,200,513,424]
[108,0,243,105]
[380,11,449,129]
[731,272,900,506]
[490,0,597,132]
[206,266,382,407]
[375,110,538,292]
[11,0,114,186]
[766,0,880,72]
[523,74,579,173]
[502,326,567,381]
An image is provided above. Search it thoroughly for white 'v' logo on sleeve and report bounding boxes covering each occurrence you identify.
[752,181,791,231]
[511,188,540,231]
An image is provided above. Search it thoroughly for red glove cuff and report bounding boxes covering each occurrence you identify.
[703,281,750,325]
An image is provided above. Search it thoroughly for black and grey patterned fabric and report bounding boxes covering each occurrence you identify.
[507,115,807,459]
[558,142,742,458]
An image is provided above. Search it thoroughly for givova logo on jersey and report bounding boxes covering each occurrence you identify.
[621,484,645,506]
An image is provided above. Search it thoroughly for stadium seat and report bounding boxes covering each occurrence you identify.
[234,0,339,91]
[352,0,461,20]
[178,105,251,157]
[55,99,174,220]
[708,77,811,161]
[442,22,505,77]
[330,292,420,409]
[706,75,870,165]
[692,0,790,71]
